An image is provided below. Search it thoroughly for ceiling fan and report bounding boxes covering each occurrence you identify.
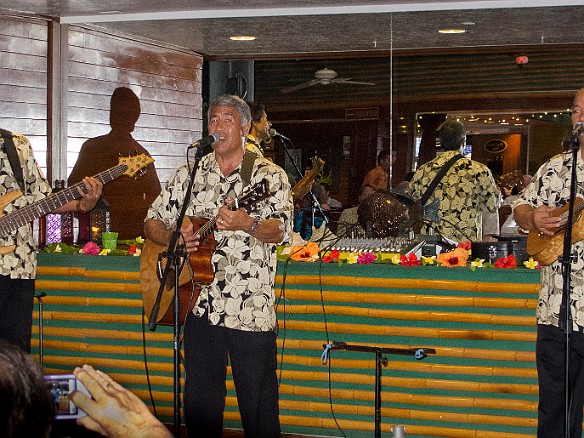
[280,68,376,94]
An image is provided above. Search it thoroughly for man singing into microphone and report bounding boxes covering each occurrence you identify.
[144,95,293,437]
[513,86,584,438]
[245,102,272,157]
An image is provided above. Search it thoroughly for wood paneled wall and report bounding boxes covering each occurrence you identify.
[66,25,203,185]
[0,14,204,187]
[0,15,49,166]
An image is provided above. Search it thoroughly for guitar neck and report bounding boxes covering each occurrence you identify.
[0,163,127,235]
[196,181,268,239]
[197,204,238,239]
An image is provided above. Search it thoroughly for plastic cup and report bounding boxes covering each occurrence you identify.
[101,232,118,250]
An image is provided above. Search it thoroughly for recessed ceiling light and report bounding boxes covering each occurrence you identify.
[230,36,256,41]
[439,29,466,34]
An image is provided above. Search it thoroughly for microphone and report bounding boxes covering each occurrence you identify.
[269,128,291,142]
[187,132,218,150]
[573,122,584,136]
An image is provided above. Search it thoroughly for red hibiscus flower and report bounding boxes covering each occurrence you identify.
[400,253,421,267]
[322,249,340,263]
[494,254,516,269]
[457,241,471,251]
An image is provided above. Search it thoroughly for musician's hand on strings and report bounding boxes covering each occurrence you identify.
[179,221,200,252]
[77,177,103,212]
[217,203,250,231]
[532,205,562,235]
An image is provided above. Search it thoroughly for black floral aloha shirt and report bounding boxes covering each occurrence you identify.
[513,150,584,329]
[0,131,51,279]
[146,152,293,332]
[406,150,502,242]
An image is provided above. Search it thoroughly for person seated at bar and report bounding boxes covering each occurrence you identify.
[293,182,330,240]
[336,184,376,237]
[363,149,396,190]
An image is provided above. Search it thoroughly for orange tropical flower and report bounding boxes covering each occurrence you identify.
[289,242,320,262]
[436,247,469,267]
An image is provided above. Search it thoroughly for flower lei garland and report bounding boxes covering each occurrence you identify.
[43,237,144,257]
[283,240,541,269]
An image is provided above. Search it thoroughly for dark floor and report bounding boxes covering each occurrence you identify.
[51,422,317,438]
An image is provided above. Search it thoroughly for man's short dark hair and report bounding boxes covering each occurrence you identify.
[377,150,390,164]
[0,340,53,437]
[247,102,266,123]
[438,120,466,151]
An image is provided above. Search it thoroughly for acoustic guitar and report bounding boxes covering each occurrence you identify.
[140,180,270,326]
[526,197,584,266]
[0,154,153,254]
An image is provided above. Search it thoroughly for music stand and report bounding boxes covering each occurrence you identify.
[325,341,436,438]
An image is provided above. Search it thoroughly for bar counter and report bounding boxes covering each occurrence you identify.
[34,253,541,438]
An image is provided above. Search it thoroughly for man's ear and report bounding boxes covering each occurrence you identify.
[241,122,251,137]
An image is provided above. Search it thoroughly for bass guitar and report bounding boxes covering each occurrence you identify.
[140,180,270,326]
[526,197,584,265]
[0,154,153,254]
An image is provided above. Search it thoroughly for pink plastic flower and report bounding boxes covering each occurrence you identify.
[80,241,100,255]
[357,252,377,264]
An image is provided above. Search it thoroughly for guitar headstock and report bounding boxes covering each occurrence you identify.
[237,180,270,213]
[119,154,154,177]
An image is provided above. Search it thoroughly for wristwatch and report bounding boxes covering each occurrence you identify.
[246,217,260,234]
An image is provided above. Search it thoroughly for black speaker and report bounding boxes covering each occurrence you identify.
[225,72,247,99]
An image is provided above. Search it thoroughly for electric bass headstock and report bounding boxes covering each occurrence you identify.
[118,154,154,178]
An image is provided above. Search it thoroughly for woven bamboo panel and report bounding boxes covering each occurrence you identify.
[34,254,541,437]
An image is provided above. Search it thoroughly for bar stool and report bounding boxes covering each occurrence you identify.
[34,291,46,367]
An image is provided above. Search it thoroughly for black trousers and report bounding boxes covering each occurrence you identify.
[0,275,35,352]
[183,313,280,438]
[536,324,584,437]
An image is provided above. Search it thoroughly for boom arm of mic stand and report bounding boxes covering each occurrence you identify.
[279,136,329,225]
[148,154,202,331]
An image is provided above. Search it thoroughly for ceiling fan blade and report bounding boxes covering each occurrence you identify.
[280,79,320,94]
[332,78,376,86]
[345,81,376,86]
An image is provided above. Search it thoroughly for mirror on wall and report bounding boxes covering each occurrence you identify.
[413,110,572,178]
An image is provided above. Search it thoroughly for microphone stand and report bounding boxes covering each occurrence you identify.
[558,132,580,438]
[275,135,329,229]
[147,147,206,437]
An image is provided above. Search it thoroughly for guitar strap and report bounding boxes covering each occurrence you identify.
[420,153,463,206]
[240,150,257,189]
[0,129,25,192]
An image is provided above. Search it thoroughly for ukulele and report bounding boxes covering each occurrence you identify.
[526,197,584,266]
[140,180,270,326]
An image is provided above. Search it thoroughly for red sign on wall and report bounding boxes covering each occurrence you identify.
[346,107,379,120]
